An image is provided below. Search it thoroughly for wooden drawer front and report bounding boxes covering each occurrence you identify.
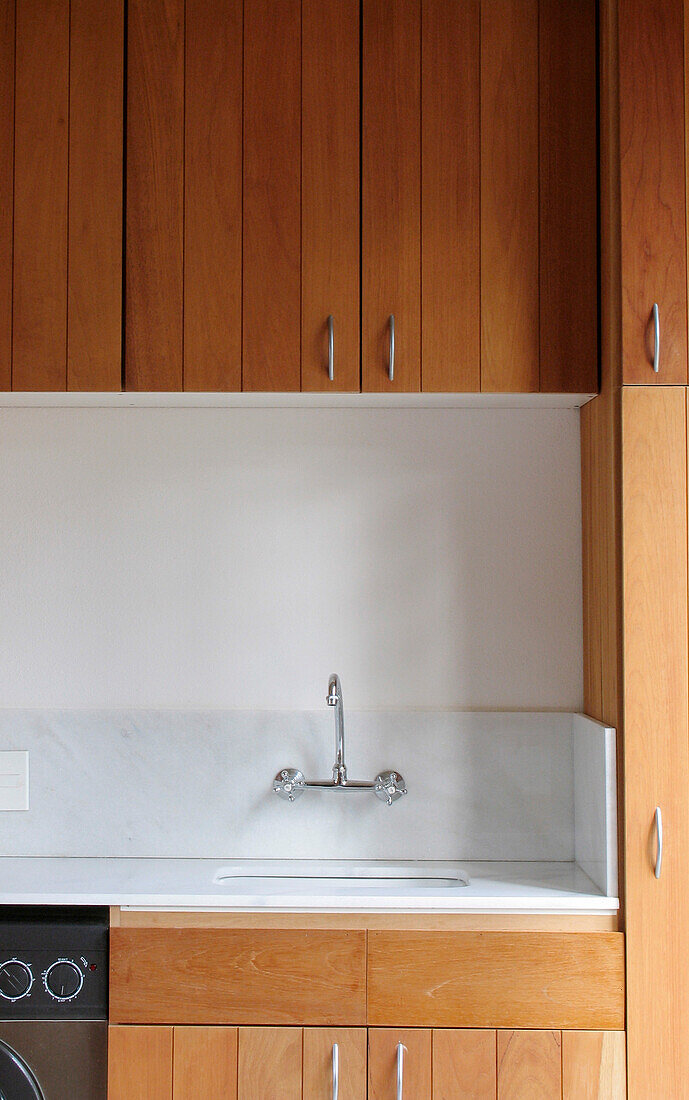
[110,928,366,1025]
[367,932,625,1030]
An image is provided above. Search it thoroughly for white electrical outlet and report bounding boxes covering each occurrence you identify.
[0,751,29,810]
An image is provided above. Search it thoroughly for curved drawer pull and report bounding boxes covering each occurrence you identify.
[388,314,395,382]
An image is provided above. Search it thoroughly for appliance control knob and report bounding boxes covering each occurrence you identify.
[0,959,33,1001]
[44,959,83,1001]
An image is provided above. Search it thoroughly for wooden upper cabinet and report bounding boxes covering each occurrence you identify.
[363,0,596,395]
[6,0,122,392]
[619,0,687,383]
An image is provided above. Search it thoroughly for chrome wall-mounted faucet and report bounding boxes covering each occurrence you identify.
[273,674,407,806]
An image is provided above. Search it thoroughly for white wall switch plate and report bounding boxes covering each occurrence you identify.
[0,751,29,810]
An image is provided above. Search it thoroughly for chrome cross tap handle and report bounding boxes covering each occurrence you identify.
[374,770,407,806]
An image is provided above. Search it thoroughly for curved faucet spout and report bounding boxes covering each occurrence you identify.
[327,673,347,784]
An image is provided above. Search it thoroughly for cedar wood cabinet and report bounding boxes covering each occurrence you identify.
[0,0,597,393]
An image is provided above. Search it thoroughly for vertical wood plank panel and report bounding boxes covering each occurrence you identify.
[362,0,421,392]
[421,0,479,392]
[303,1028,367,1099]
[13,0,69,390]
[184,0,242,392]
[497,1031,561,1099]
[622,387,689,1096]
[368,1030,431,1100]
[108,1026,173,1100]
[173,1026,238,1099]
[0,0,14,389]
[126,0,184,390]
[562,1031,626,1099]
[238,1027,302,1100]
[432,1029,496,1100]
[301,0,360,392]
[619,0,687,383]
[242,0,301,392]
[539,0,598,393]
[68,0,123,391]
[480,0,538,393]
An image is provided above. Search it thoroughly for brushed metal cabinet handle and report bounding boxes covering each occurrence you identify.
[652,303,660,373]
[655,806,663,879]
[388,314,395,382]
[397,1042,406,1100]
[327,315,334,382]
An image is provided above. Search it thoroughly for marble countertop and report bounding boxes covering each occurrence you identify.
[0,858,619,913]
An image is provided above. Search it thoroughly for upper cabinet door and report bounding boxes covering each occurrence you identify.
[8,0,122,392]
[301,0,360,393]
[619,0,688,383]
[421,0,480,392]
[480,0,539,393]
[127,0,242,392]
[242,0,301,391]
[362,0,421,392]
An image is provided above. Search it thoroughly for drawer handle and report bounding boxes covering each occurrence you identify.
[397,1042,406,1100]
[388,314,395,382]
[652,302,660,373]
[327,315,334,382]
[332,1042,338,1100]
[655,806,663,879]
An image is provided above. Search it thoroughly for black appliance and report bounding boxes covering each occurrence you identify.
[0,908,108,1099]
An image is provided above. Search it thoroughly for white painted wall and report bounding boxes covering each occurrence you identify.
[0,407,582,708]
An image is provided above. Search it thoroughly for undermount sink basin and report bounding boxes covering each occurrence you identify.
[212,860,470,889]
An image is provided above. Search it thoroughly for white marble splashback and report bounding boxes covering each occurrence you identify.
[573,714,618,895]
[0,711,614,881]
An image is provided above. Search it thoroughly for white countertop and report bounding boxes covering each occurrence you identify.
[0,858,619,914]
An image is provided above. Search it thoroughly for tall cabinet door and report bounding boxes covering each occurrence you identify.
[619,0,687,383]
[622,387,689,1095]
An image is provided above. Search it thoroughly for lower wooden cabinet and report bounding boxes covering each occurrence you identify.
[108,1025,626,1098]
